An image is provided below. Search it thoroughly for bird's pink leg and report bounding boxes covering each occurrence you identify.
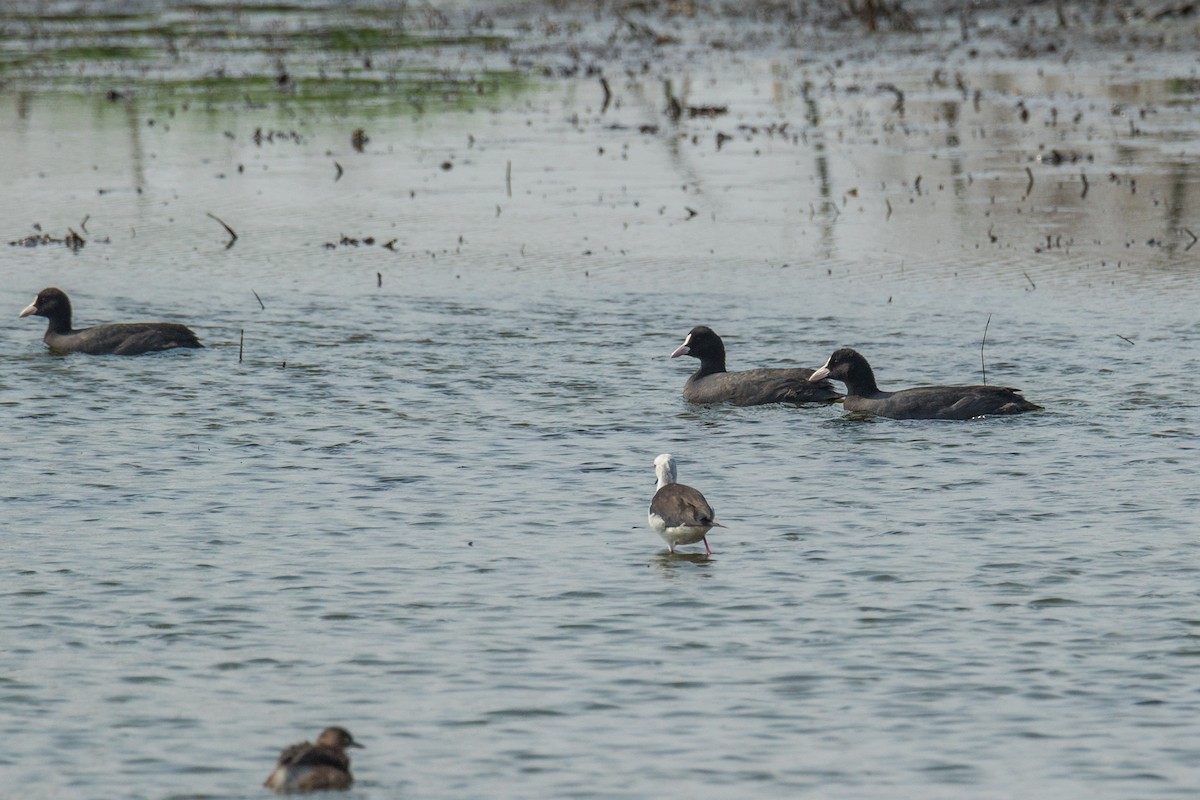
[703,536,711,556]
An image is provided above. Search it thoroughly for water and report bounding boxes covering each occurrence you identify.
[2,26,1200,800]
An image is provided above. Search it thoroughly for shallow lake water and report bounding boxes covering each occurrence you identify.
[2,6,1200,799]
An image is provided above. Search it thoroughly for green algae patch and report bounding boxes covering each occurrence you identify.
[0,2,523,113]
[48,44,156,61]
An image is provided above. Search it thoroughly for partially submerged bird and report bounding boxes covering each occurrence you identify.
[671,325,840,406]
[19,287,202,355]
[648,454,722,555]
[809,347,1041,420]
[264,726,363,794]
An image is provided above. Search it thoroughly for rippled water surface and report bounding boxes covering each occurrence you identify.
[2,15,1200,798]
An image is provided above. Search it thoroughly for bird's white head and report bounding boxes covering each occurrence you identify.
[653,453,677,489]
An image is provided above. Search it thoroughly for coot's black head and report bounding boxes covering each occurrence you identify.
[671,325,726,365]
[19,287,72,330]
[809,348,877,389]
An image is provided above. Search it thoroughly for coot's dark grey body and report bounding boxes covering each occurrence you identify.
[810,348,1041,420]
[19,288,202,355]
[672,326,840,406]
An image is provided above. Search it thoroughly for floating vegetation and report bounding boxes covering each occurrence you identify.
[686,104,727,118]
[9,226,94,251]
[322,234,397,250]
[252,127,304,145]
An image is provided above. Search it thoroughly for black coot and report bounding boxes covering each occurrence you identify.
[19,288,203,355]
[672,326,840,406]
[809,348,1041,420]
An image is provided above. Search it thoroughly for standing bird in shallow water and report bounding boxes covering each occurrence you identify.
[809,347,1041,420]
[671,325,840,406]
[19,287,202,355]
[264,726,363,793]
[648,454,722,556]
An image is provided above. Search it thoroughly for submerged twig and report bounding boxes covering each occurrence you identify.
[1116,334,1135,345]
[617,12,659,41]
[206,212,238,249]
[600,76,612,114]
[877,82,905,115]
[1184,228,1197,251]
[239,329,244,363]
[334,161,344,182]
[505,160,512,198]
[252,290,265,310]
[1024,166,1035,199]
[981,313,992,385]
[1023,271,1036,290]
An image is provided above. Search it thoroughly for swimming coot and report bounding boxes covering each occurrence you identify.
[809,347,1041,420]
[671,326,840,405]
[19,287,202,355]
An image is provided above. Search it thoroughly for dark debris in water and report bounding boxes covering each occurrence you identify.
[252,128,303,146]
[8,225,99,251]
[323,234,398,250]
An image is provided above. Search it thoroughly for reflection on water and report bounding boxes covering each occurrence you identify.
[653,551,714,568]
[2,11,1200,800]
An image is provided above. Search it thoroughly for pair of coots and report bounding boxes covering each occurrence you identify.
[672,325,1040,421]
[19,287,202,355]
